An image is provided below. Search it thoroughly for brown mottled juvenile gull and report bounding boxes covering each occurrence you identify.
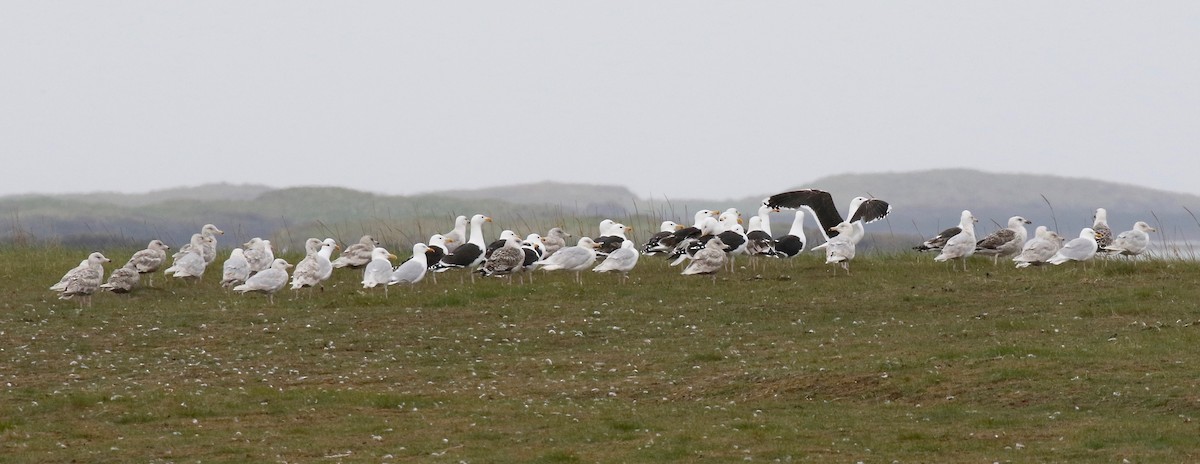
[1092,208,1113,251]
[542,227,573,258]
[290,238,338,290]
[127,239,170,286]
[682,237,727,283]
[333,235,379,269]
[974,216,1032,265]
[100,261,140,293]
[53,251,110,306]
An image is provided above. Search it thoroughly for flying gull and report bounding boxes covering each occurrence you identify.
[763,190,891,248]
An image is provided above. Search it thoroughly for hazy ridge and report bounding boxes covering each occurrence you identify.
[3,170,1199,251]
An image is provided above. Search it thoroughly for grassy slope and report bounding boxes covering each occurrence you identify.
[3,247,1200,462]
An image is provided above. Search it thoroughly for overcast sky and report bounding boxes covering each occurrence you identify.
[3,2,1197,200]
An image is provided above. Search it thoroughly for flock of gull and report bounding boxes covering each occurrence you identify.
[48,189,1159,305]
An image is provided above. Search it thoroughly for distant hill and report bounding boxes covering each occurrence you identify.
[761,169,1200,243]
[3,170,1199,251]
[47,183,274,208]
[425,181,642,217]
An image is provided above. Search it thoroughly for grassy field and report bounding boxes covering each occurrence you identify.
[3,246,1200,462]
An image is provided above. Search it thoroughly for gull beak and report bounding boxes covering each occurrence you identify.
[737,218,743,224]
[625,226,633,232]
[485,217,493,222]
[674,224,684,230]
[445,238,455,243]
[388,253,398,261]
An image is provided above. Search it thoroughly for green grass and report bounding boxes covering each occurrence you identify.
[4,246,1200,462]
